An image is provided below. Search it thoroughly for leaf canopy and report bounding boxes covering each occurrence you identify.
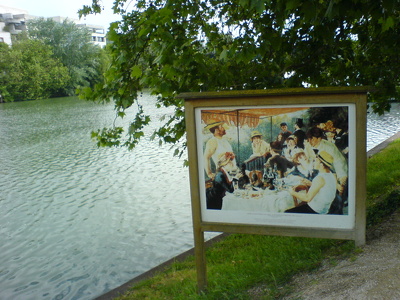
[79,0,400,153]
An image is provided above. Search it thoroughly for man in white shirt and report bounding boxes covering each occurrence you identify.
[203,119,237,179]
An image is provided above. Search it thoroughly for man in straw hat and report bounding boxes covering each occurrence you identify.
[285,151,337,214]
[204,119,237,179]
[250,130,270,157]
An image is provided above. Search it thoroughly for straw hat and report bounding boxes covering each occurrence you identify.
[204,119,224,131]
[317,151,334,169]
[250,130,262,139]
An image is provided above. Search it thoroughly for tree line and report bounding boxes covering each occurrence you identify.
[0,18,109,102]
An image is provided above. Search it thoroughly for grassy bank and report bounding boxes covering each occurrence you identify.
[114,139,400,300]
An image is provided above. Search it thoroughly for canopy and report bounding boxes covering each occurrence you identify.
[201,107,308,128]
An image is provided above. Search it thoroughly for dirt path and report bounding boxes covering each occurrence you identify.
[283,209,400,300]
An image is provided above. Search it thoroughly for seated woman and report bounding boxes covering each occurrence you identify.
[250,130,270,157]
[285,151,337,214]
[282,135,301,161]
[266,141,294,178]
[206,152,236,210]
[245,131,270,171]
[287,151,318,184]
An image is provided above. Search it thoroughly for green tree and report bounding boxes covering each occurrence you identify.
[79,0,400,153]
[0,40,69,102]
[26,18,106,96]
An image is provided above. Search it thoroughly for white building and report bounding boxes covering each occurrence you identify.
[51,16,107,48]
[0,5,31,45]
[0,5,106,47]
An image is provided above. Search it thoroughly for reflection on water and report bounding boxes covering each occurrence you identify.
[0,97,399,299]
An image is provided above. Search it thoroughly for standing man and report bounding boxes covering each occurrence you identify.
[293,118,307,149]
[277,122,292,146]
[204,119,237,179]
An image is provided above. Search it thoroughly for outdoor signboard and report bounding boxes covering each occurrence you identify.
[181,87,368,290]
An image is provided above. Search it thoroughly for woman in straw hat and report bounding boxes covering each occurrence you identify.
[206,151,236,210]
[285,151,337,214]
[250,130,270,157]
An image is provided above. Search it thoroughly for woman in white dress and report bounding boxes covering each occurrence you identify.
[285,151,337,214]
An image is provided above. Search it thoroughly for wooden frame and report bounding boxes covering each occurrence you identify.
[181,87,368,291]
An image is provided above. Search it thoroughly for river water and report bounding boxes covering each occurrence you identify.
[0,96,399,300]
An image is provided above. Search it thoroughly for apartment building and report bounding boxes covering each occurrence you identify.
[0,5,106,47]
[0,5,30,45]
[51,16,107,48]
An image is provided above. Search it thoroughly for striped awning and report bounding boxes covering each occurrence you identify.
[201,107,308,128]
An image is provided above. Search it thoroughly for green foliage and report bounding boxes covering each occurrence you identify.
[366,139,400,226]
[26,18,106,96]
[79,0,400,152]
[367,139,400,198]
[0,40,70,101]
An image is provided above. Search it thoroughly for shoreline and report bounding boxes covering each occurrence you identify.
[96,131,400,300]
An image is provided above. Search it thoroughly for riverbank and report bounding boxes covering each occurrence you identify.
[97,132,400,300]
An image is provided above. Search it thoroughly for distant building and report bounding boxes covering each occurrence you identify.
[85,24,107,47]
[50,16,107,48]
[0,5,31,45]
[0,5,106,47]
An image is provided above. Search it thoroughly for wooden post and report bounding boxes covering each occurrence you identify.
[193,226,207,292]
[354,93,368,247]
[184,99,208,292]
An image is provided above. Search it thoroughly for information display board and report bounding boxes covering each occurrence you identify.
[181,87,368,290]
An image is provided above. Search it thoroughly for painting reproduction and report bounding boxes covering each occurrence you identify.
[196,104,356,229]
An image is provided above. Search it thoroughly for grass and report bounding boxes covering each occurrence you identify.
[366,139,400,226]
[114,139,400,300]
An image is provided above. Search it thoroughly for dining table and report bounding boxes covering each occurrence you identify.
[221,186,297,213]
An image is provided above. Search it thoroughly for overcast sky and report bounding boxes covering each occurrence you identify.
[3,0,122,29]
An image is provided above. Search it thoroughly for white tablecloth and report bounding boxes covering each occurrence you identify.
[221,189,295,213]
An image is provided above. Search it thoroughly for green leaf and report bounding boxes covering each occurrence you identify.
[251,0,265,14]
[382,17,395,32]
[219,48,228,61]
[131,65,142,78]
[286,0,300,11]
[239,0,249,7]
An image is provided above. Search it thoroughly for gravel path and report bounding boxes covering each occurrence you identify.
[283,209,400,300]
